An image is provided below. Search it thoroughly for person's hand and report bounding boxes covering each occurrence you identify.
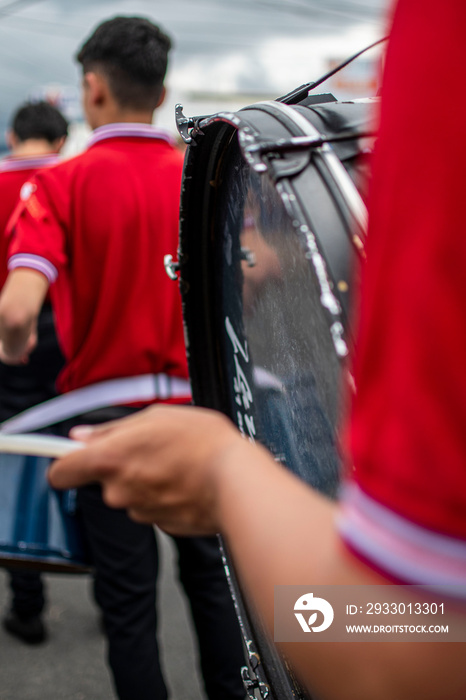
[0,330,37,365]
[48,404,251,535]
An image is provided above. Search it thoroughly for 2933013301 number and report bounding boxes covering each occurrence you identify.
[366,602,445,615]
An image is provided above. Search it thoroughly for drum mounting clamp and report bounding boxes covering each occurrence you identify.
[240,638,270,698]
[238,129,321,179]
[175,104,206,144]
[239,128,375,181]
[241,666,270,699]
[164,254,180,281]
[240,247,256,267]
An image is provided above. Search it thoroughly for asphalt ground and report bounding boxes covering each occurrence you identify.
[0,531,208,700]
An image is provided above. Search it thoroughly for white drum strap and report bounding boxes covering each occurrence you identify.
[0,374,192,435]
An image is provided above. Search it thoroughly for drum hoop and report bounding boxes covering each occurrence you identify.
[242,100,368,236]
[197,102,368,256]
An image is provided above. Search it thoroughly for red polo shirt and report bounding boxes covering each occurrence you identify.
[8,124,189,395]
[338,0,466,594]
[0,153,60,289]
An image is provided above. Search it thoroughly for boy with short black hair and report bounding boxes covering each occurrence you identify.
[10,100,69,148]
[0,100,68,644]
[76,16,170,110]
[0,17,245,700]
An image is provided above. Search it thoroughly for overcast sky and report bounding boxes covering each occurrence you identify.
[0,0,390,144]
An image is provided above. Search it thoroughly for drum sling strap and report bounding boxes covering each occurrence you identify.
[0,374,192,434]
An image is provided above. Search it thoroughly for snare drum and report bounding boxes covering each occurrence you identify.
[175,93,377,699]
[0,435,91,573]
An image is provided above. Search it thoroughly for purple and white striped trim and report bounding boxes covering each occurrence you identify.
[87,123,175,149]
[8,253,58,283]
[0,154,60,173]
[338,481,466,597]
[0,373,192,434]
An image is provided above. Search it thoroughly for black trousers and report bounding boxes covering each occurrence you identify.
[60,408,246,700]
[0,303,64,620]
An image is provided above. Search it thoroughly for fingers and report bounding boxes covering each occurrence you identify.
[48,442,108,489]
[69,425,96,441]
[0,342,25,365]
[68,406,157,441]
[126,506,217,537]
[46,404,245,537]
[50,407,164,490]
[69,418,128,442]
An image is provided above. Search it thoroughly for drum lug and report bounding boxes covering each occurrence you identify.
[330,321,348,358]
[240,640,271,699]
[240,247,256,267]
[241,665,270,699]
[164,254,180,281]
[238,129,317,180]
[175,103,206,144]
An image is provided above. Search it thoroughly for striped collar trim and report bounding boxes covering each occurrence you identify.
[338,481,466,596]
[87,123,175,149]
[0,153,60,173]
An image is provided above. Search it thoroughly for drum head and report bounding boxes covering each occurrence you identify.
[179,97,374,497]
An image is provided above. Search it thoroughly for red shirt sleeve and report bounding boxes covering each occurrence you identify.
[7,169,69,283]
[338,0,466,591]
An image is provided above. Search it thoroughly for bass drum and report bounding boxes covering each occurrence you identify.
[175,94,376,699]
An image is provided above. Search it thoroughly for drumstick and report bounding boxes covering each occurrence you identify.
[0,433,83,458]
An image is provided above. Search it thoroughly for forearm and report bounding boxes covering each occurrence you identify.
[0,309,36,359]
[215,441,338,616]
[47,407,466,700]
[0,268,49,362]
[213,442,466,700]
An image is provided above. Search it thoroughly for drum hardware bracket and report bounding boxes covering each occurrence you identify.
[330,321,348,358]
[175,104,207,144]
[164,254,180,281]
[277,82,316,105]
[240,247,256,267]
[238,130,374,181]
[239,131,320,176]
[241,665,270,699]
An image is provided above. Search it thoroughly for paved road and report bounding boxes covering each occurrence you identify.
[0,532,208,700]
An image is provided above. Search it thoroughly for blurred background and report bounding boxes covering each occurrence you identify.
[0,0,389,154]
[0,2,388,698]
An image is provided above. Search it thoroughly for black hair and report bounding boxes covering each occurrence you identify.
[11,101,69,143]
[76,16,172,112]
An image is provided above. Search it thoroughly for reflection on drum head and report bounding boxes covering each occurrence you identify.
[217,144,341,496]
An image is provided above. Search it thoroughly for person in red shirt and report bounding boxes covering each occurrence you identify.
[46,1,466,699]
[0,100,68,644]
[0,17,245,700]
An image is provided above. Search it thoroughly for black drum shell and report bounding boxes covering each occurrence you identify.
[177,95,375,700]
